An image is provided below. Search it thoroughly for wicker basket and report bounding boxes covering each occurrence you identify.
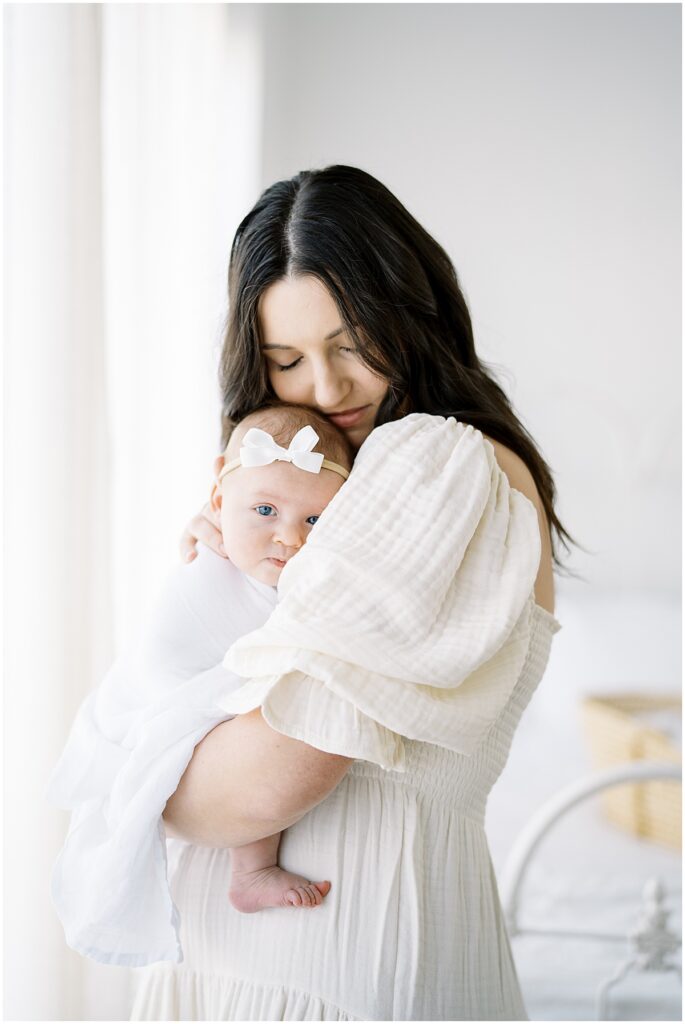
[580,694,682,850]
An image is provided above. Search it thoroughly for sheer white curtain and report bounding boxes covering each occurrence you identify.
[4,4,263,1018]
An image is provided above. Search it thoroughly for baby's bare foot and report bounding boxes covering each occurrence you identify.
[228,865,332,914]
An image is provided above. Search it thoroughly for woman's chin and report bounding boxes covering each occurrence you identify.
[344,423,374,450]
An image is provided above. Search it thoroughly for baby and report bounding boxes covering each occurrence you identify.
[207,403,353,914]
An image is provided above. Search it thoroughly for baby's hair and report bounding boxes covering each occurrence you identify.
[226,403,354,471]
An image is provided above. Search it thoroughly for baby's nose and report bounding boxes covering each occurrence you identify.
[274,521,305,549]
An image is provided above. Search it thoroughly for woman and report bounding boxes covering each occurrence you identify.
[131,165,577,1020]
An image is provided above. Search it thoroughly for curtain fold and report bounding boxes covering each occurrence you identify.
[101,2,264,650]
[4,4,263,1018]
[4,5,113,1019]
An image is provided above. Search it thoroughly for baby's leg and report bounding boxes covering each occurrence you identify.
[228,831,331,913]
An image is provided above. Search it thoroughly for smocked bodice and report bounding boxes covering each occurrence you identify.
[347,605,560,825]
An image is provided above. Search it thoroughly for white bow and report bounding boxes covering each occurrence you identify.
[239,426,325,474]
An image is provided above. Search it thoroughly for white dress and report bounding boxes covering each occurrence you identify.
[129,416,563,1021]
[131,605,560,1021]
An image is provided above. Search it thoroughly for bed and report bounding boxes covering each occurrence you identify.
[486,587,682,1021]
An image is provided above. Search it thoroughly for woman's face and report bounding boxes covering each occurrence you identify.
[257,275,389,450]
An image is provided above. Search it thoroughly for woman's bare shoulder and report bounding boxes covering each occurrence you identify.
[481,435,538,506]
[481,434,555,615]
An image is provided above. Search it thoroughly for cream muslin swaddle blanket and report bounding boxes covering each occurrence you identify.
[221,413,542,770]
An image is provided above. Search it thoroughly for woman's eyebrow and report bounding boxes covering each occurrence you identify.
[262,327,345,351]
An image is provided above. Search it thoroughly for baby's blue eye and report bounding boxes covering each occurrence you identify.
[255,505,276,517]
[306,515,319,526]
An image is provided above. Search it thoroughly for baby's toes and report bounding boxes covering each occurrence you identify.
[301,884,321,907]
[285,888,303,907]
[297,886,314,906]
[295,885,318,907]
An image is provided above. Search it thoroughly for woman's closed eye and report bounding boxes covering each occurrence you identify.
[276,357,303,373]
[274,346,358,372]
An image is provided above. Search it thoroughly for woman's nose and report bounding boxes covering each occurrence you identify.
[310,360,349,410]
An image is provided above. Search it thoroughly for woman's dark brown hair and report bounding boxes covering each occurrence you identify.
[219,164,583,576]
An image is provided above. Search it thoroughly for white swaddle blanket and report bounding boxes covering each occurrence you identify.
[221,413,542,769]
[46,554,278,967]
[46,412,543,969]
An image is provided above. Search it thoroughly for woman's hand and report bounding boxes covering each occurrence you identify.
[180,455,229,562]
[180,502,226,562]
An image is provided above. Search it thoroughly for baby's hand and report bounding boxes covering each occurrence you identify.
[180,502,227,563]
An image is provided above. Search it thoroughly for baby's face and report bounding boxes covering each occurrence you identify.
[217,460,345,586]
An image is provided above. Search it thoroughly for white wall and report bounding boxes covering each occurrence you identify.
[258,1,681,599]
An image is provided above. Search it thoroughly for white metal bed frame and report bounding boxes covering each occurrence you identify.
[499,761,682,1020]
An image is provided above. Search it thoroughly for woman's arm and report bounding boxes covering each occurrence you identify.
[162,706,354,847]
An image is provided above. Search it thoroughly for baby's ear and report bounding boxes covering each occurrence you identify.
[209,480,222,515]
[209,455,225,515]
[213,454,225,481]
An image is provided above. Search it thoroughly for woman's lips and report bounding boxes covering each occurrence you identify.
[327,405,369,428]
[267,557,287,568]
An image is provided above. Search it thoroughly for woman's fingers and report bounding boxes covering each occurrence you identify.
[179,508,227,562]
[179,527,199,563]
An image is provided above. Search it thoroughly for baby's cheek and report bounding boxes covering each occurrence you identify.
[219,511,234,550]
[222,515,267,566]
[220,517,248,563]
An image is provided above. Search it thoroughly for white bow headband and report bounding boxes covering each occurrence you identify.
[218,425,350,483]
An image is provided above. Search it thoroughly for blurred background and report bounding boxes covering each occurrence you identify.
[3,2,681,1020]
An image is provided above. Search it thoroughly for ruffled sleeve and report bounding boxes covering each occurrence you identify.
[221,413,543,771]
